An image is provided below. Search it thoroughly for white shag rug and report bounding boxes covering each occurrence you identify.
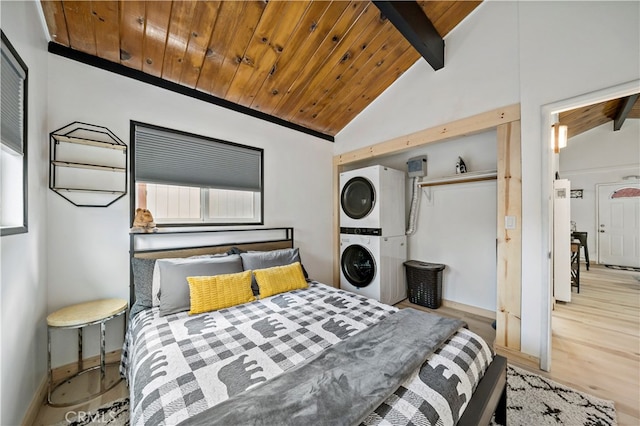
[55,366,617,426]
[53,397,129,426]
[495,364,617,425]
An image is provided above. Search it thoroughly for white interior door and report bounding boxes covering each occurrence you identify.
[597,182,640,268]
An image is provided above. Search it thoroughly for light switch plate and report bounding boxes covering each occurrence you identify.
[505,215,516,230]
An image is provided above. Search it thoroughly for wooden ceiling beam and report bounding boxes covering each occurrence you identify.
[372,0,444,70]
[613,93,640,131]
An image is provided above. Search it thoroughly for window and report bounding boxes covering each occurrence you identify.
[611,187,640,199]
[132,122,263,226]
[1,31,28,236]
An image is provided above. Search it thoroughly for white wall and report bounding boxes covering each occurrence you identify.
[46,56,335,366]
[518,0,639,356]
[335,0,520,154]
[346,131,498,312]
[336,1,640,359]
[0,1,50,424]
[560,120,640,262]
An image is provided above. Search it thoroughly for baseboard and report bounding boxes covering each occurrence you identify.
[441,299,496,320]
[494,344,540,370]
[22,350,123,425]
[22,375,47,426]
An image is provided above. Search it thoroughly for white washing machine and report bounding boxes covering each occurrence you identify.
[339,233,407,305]
[339,165,405,236]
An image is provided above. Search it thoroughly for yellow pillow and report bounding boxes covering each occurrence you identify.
[254,262,308,298]
[187,270,255,315]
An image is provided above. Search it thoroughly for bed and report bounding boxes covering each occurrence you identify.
[124,228,507,426]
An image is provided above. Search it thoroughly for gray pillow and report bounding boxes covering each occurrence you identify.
[240,248,309,295]
[130,258,155,318]
[157,254,243,316]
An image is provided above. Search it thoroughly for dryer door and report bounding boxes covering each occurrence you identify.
[341,177,375,219]
[341,244,376,288]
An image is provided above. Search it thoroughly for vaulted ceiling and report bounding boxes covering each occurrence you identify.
[559,94,640,139]
[40,1,482,139]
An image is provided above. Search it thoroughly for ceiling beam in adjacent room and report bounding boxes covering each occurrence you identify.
[613,93,639,131]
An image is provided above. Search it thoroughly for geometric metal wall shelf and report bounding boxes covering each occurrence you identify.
[49,122,127,207]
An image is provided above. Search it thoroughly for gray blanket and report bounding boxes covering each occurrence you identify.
[179,308,465,426]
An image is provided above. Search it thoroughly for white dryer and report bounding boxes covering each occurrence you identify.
[339,233,407,305]
[339,165,405,236]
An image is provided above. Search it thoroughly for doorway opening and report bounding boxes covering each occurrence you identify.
[539,80,640,421]
[540,79,640,371]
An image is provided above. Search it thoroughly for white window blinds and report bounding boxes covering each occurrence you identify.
[1,37,26,155]
[134,124,262,192]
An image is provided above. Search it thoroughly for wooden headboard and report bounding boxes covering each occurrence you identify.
[129,227,294,306]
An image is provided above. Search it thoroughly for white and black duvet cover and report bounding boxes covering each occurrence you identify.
[121,282,493,426]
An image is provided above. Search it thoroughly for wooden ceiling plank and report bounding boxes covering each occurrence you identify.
[298,18,410,126]
[561,111,602,129]
[630,96,640,119]
[321,46,409,119]
[291,12,399,126]
[566,116,610,139]
[208,1,268,98]
[299,25,409,127]
[322,47,418,133]
[430,1,482,37]
[250,0,347,115]
[323,47,419,133]
[233,1,313,108]
[613,94,640,131]
[40,0,481,136]
[417,0,454,37]
[272,1,370,119]
[40,1,70,46]
[372,0,443,70]
[603,99,622,119]
[161,0,198,84]
[141,1,172,78]
[179,1,222,88]
[559,103,604,122]
[195,1,247,94]
[91,1,120,63]
[224,1,293,104]
[559,104,605,127]
[119,0,146,70]
[62,1,97,55]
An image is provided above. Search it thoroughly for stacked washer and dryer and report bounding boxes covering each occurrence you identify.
[339,165,407,305]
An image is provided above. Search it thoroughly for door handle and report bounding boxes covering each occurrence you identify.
[599,230,605,233]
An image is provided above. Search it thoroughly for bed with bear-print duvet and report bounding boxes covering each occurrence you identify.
[123,228,506,426]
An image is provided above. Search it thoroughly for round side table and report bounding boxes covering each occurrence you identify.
[47,298,127,407]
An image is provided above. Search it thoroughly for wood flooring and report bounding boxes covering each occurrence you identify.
[549,264,640,425]
[33,264,639,425]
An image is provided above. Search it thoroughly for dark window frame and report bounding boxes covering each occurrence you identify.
[130,121,264,228]
[1,30,28,236]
